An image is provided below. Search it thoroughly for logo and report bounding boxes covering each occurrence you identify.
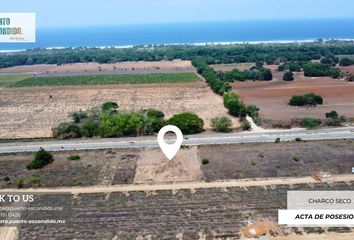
[0,13,36,43]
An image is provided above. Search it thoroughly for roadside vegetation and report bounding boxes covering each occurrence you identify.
[54,102,205,139]
[26,148,54,170]
[12,72,200,87]
[210,116,233,132]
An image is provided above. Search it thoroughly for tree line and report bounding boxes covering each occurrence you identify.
[2,42,354,68]
[54,102,205,139]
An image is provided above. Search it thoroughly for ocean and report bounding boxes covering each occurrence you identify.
[1,19,354,51]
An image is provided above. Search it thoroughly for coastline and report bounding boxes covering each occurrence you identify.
[1,38,354,53]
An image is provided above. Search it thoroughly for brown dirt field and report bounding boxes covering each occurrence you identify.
[0,148,139,188]
[0,81,239,139]
[0,60,194,76]
[133,146,202,184]
[200,139,354,181]
[232,70,354,120]
[340,65,354,75]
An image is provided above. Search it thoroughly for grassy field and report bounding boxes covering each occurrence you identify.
[0,74,31,87]
[11,72,200,87]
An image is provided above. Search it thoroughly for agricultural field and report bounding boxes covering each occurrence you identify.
[231,69,354,121]
[11,72,200,87]
[0,60,194,76]
[0,81,238,139]
[200,139,354,181]
[0,74,30,87]
[16,181,354,239]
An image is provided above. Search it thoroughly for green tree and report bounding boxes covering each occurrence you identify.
[211,116,233,132]
[283,71,294,81]
[168,112,204,134]
[101,101,119,113]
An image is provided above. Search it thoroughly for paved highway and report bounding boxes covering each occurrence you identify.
[0,127,353,153]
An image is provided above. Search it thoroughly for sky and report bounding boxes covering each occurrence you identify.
[2,0,354,29]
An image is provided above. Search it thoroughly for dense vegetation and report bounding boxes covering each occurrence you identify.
[278,61,303,72]
[2,41,354,68]
[192,58,231,95]
[303,63,341,78]
[54,102,204,138]
[12,72,200,87]
[289,93,323,107]
[339,57,354,66]
[168,112,204,134]
[217,65,272,82]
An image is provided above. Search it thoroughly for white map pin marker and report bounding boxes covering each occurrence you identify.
[158,125,183,160]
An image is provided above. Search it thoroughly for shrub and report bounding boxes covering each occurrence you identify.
[68,154,80,161]
[145,108,164,119]
[167,112,204,134]
[295,138,303,142]
[70,110,88,123]
[325,110,339,119]
[27,148,54,170]
[80,119,99,137]
[241,119,251,131]
[302,118,321,129]
[55,123,81,139]
[283,71,294,81]
[202,158,210,165]
[211,116,233,132]
[275,138,281,143]
[101,101,119,113]
[289,93,323,107]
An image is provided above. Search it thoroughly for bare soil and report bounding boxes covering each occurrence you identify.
[0,60,194,76]
[199,139,354,181]
[0,81,239,139]
[0,148,139,188]
[232,69,354,120]
[134,146,202,184]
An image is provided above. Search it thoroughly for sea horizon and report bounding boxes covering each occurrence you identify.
[1,19,354,51]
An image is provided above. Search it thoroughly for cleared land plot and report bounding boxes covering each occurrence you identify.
[232,71,354,120]
[134,146,202,184]
[210,62,255,72]
[17,182,354,239]
[340,65,354,75]
[0,74,30,87]
[200,140,354,181]
[0,149,139,188]
[11,72,200,87]
[0,81,239,139]
[0,60,194,76]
